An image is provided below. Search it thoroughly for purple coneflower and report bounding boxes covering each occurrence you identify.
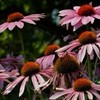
[0,12,45,32]
[49,78,100,100]
[3,61,54,97]
[36,44,60,69]
[59,3,100,31]
[56,31,100,62]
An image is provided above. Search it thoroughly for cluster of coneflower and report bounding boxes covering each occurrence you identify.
[0,2,100,100]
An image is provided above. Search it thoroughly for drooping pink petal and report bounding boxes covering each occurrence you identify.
[81,16,90,25]
[92,44,100,59]
[73,20,83,31]
[21,19,36,25]
[79,92,85,100]
[92,83,100,91]
[15,21,24,29]
[93,14,100,19]
[0,73,9,78]
[87,44,93,55]
[78,45,87,62]
[86,91,93,99]
[71,92,79,100]
[64,92,76,100]
[90,89,100,99]
[8,22,16,30]
[0,22,9,33]
[3,76,24,95]
[36,74,45,84]
[94,6,100,10]
[71,16,81,26]
[31,75,39,90]
[59,10,76,16]
[49,89,72,100]
[88,16,95,24]
[24,14,45,18]
[19,76,29,97]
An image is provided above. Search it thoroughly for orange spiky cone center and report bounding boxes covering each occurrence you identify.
[78,31,96,45]
[21,62,40,76]
[7,12,24,22]
[73,78,92,91]
[54,53,79,74]
[44,44,60,55]
[78,4,95,16]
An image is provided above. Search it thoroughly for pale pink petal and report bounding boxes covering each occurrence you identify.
[42,55,55,69]
[15,21,24,29]
[0,64,5,72]
[59,16,74,25]
[86,91,93,99]
[72,92,79,100]
[31,75,39,90]
[92,44,100,59]
[64,92,76,100]
[36,74,45,84]
[73,6,80,11]
[92,83,100,91]
[21,19,36,25]
[79,92,85,100]
[94,6,100,10]
[0,22,9,33]
[78,45,87,62]
[71,16,81,26]
[88,16,95,24]
[3,76,24,95]
[96,43,100,48]
[19,77,29,97]
[90,89,100,99]
[0,73,9,78]
[59,10,76,16]
[93,14,100,19]
[87,44,93,55]
[82,16,90,25]
[8,22,16,30]
[49,89,73,99]
[73,20,83,31]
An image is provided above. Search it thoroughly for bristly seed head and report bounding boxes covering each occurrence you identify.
[54,53,79,74]
[73,78,92,91]
[21,62,40,76]
[7,12,24,22]
[78,4,95,16]
[78,31,97,45]
[44,44,60,55]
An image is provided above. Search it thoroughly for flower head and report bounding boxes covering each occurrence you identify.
[36,44,60,69]
[0,12,45,32]
[56,30,100,62]
[59,3,100,31]
[3,61,54,97]
[49,78,100,100]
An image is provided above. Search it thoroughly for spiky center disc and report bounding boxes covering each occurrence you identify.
[73,78,92,91]
[54,53,79,74]
[7,12,24,22]
[21,62,40,76]
[78,4,95,16]
[78,31,96,45]
[44,44,60,55]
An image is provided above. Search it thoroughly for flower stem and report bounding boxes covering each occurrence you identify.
[87,54,92,80]
[93,57,98,81]
[18,31,26,62]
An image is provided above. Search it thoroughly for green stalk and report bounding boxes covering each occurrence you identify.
[18,31,26,62]
[87,54,92,80]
